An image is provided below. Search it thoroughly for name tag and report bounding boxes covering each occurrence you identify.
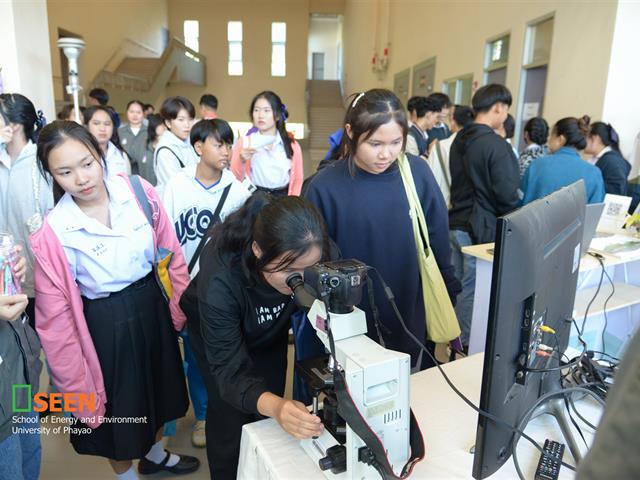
[91,243,107,257]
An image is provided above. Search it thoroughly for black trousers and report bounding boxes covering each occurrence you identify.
[188,320,287,480]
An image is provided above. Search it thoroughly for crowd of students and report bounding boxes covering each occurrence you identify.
[0,80,636,480]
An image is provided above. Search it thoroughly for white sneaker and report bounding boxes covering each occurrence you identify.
[191,420,206,448]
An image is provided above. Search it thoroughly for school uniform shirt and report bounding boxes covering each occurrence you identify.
[104,141,131,179]
[428,132,456,208]
[245,132,291,189]
[406,122,429,157]
[305,155,461,367]
[180,246,295,415]
[594,146,631,196]
[161,165,251,278]
[46,175,155,299]
[154,130,200,191]
[0,141,54,297]
[118,124,148,170]
[521,147,606,206]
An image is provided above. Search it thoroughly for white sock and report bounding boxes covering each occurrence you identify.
[116,465,139,480]
[144,439,180,467]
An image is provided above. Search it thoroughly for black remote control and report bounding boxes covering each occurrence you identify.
[535,439,564,480]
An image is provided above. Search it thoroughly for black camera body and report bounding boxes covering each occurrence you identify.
[303,260,368,314]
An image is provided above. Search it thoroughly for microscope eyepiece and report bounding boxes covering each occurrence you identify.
[286,273,304,291]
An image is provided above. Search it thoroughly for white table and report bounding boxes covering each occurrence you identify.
[462,243,640,356]
[238,354,602,479]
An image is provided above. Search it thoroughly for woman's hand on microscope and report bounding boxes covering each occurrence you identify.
[258,392,324,439]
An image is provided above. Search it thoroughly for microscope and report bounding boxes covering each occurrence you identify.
[287,260,421,479]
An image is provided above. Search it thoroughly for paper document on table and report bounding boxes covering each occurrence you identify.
[597,194,632,233]
[589,234,640,259]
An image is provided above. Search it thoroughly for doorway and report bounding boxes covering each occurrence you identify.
[312,52,325,80]
[307,14,342,81]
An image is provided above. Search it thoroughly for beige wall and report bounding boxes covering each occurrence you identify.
[47,0,168,105]
[166,0,310,124]
[343,0,618,132]
[309,0,345,15]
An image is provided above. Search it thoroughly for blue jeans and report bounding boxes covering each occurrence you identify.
[449,230,476,346]
[181,330,207,421]
[0,411,41,480]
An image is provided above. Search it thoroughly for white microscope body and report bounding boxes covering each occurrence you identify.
[300,300,411,479]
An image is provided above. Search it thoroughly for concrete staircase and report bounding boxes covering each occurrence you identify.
[306,80,345,172]
[90,38,206,113]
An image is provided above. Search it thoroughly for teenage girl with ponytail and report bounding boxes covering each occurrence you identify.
[0,93,53,323]
[230,91,304,196]
[31,121,199,479]
[180,193,327,479]
[521,115,605,205]
[585,121,630,195]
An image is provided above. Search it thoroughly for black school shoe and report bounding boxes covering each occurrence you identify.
[138,450,200,475]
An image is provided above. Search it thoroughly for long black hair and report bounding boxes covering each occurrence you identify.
[146,113,165,149]
[210,192,329,275]
[589,121,621,153]
[83,105,125,154]
[249,91,294,159]
[0,93,46,143]
[341,89,408,173]
[36,120,104,204]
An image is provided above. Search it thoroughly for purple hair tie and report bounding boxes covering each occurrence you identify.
[608,124,619,144]
[280,104,288,120]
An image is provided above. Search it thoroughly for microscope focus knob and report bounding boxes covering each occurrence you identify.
[319,445,347,474]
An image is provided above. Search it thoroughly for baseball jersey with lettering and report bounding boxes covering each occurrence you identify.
[161,165,251,277]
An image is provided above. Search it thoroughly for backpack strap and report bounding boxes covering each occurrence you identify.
[155,146,185,169]
[187,183,232,274]
[130,175,154,227]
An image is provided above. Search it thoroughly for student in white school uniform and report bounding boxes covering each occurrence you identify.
[161,118,250,448]
[230,91,304,197]
[84,106,131,179]
[30,121,200,479]
[154,96,199,193]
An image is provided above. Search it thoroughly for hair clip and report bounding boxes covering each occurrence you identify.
[280,104,288,120]
[352,92,365,108]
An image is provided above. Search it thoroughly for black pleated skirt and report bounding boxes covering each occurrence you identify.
[70,273,189,460]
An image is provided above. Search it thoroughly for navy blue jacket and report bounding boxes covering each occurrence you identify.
[305,155,461,366]
[427,123,451,148]
[409,125,428,156]
[596,149,631,196]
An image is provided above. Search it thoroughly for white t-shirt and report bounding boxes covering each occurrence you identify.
[246,132,291,189]
[161,165,251,277]
[154,130,200,191]
[47,175,155,299]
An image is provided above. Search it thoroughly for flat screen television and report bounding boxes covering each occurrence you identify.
[472,181,586,479]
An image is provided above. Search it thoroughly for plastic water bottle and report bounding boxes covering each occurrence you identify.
[0,233,22,295]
